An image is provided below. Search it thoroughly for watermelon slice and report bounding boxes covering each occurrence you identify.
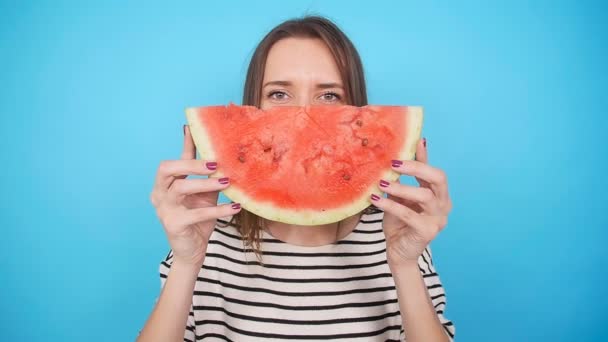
[185,104,423,225]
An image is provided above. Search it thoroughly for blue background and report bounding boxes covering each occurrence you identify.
[2,0,606,341]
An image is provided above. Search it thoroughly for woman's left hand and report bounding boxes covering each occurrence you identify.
[371,138,453,268]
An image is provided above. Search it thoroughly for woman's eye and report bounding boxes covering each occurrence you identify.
[320,92,341,103]
[269,91,289,101]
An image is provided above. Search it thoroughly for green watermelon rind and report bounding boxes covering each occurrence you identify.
[185,105,423,226]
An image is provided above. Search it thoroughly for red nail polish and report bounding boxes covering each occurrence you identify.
[423,137,427,148]
[371,194,381,201]
[379,180,389,187]
[218,177,229,184]
[391,160,403,167]
[231,203,241,210]
[206,162,217,170]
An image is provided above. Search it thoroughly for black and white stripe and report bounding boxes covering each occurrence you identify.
[159,210,455,341]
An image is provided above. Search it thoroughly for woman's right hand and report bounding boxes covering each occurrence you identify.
[149,125,241,266]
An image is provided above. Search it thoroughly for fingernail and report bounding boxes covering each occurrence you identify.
[423,137,427,148]
[183,124,187,136]
[379,180,389,187]
[218,177,229,184]
[231,203,241,210]
[371,194,381,201]
[206,162,217,170]
[391,160,403,167]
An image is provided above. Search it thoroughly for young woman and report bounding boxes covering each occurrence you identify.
[138,16,455,342]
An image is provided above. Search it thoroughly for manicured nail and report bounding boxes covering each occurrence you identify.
[423,137,427,148]
[371,194,381,201]
[218,177,229,184]
[231,203,241,210]
[206,162,217,170]
[379,180,390,187]
[391,159,403,167]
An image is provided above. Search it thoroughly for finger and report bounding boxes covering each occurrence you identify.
[391,159,443,185]
[380,180,439,213]
[391,159,449,203]
[415,137,428,164]
[414,138,429,187]
[370,193,426,230]
[167,177,230,204]
[155,159,218,191]
[182,203,242,226]
[181,124,197,160]
[405,138,451,211]
[387,194,423,214]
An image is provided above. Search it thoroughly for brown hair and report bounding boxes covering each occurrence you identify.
[231,15,370,258]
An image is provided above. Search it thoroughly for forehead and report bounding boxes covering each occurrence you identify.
[263,37,342,82]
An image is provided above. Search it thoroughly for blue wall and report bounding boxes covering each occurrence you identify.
[2,1,606,341]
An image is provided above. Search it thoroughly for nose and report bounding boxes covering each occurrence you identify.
[294,91,312,107]
[295,99,309,106]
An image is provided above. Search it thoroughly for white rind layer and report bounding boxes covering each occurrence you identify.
[185,106,423,225]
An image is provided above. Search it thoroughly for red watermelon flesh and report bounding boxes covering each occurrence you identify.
[186,104,423,225]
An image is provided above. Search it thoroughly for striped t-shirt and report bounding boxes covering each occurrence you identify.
[159,209,455,341]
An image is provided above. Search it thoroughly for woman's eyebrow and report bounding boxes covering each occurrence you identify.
[316,82,343,89]
[262,80,343,89]
[263,80,292,88]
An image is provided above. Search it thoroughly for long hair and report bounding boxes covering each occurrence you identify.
[231,16,369,258]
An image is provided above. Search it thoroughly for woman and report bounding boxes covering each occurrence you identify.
[138,16,455,342]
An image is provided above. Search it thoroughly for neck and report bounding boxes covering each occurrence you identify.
[264,213,361,247]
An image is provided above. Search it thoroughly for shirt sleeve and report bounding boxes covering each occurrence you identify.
[400,246,456,341]
[159,249,197,342]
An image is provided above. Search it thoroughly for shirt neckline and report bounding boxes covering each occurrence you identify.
[257,210,381,251]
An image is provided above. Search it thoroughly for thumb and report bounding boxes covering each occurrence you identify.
[415,137,428,164]
[414,137,430,188]
[181,124,197,160]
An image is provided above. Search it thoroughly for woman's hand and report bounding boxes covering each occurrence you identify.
[371,138,453,268]
[149,125,241,266]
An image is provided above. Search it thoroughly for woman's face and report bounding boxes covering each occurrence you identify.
[260,38,345,110]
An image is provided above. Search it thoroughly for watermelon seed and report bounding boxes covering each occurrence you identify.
[356,119,363,126]
[342,174,351,181]
[264,147,272,153]
[238,155,246,163]
[362,138,369,146]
